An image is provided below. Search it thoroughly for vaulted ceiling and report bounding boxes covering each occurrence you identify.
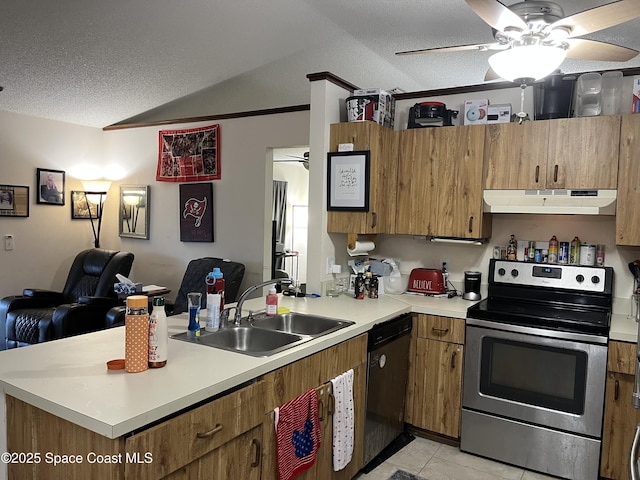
[1,0,639,128]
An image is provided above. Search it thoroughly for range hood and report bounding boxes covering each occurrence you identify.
[483,189,617,215]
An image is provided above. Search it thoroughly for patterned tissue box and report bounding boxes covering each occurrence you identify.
[114,282,143,294]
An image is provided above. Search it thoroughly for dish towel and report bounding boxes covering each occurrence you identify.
[274,388,321,480]
[331,368,354,471]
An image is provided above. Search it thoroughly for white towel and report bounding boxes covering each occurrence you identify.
[331,369,354,471]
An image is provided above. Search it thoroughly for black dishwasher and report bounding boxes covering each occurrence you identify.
[363,313,413,468]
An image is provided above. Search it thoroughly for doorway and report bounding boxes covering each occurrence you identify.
[271,146,309,286]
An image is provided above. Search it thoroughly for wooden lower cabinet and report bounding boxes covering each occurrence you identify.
[405,314,464,439]
[163,425,262,480]
[261,334,368,480]
[601,340,640,480]
[6,334,367,480]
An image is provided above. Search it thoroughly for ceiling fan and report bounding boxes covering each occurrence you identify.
[397,0,640,84]
[274,151,309,170]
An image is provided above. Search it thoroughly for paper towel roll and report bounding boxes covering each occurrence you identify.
[348,240,375,256]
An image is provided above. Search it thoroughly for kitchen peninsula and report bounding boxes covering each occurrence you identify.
[0,292,634,479]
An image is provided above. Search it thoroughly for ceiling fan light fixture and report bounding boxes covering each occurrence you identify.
[488,44,567,83]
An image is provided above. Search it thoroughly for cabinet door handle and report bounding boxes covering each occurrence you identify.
[553,164,559,183]
[535,165,540,183]
[318,398,325,421]
[371,212,377,229]
[196,423,223,439]
[451,350,457,369]
[615,379,619,401]
[468,216,474,234]
[328,393,335,415]
[431,327,450,335]
[251,438,261,468]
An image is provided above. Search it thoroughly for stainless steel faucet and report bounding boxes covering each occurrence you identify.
[223,278,291,326]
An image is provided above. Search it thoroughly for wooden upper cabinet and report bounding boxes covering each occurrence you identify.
[434,124,490,238]
[327,121,398,234]
[616,114,640,246]
[484,120,550,190]
[395,128,438,235]
[484,115,620,190]
[547,115,620,189]
[396,124,490,238]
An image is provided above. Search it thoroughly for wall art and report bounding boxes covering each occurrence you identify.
[0,185,29,217]
[70,191,98,219]
[157,124,220,182]
[326,150,370,211]
[179,183,214,242]
[36,168,65,205]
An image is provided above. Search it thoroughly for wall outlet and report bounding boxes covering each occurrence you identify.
[440,259,449,272]
[326,256,335,275]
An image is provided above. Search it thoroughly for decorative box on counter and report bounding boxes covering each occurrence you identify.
[114,282,143,294]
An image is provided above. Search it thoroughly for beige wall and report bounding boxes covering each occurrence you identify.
[0,109,310,300]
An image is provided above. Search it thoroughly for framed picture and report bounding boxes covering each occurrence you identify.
[327,150,370,211]
[70,191,98,219]
[0,185,29,217]
[36,168,65,205]
[179,183,214,242]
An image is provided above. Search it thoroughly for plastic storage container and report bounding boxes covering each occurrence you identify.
[575,73,602,117]
[602,71,623,115]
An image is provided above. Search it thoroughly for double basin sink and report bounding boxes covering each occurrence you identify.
[172,313,354,357]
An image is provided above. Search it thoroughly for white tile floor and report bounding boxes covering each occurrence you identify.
[354,436,558,480]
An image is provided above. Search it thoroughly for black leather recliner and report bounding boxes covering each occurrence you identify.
[104,257,245,328]
[168,257,246,315]
[0,248,134,349]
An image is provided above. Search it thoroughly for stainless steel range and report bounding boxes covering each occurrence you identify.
[461,259,614,480]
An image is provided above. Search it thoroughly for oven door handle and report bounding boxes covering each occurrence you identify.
[631,424,640,480]
[465,317,608,345]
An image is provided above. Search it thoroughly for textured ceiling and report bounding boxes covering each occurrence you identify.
[1,0,639,128]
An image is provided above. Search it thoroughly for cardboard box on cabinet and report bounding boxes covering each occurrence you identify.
[464,98,489,125]
[347,88,396,128]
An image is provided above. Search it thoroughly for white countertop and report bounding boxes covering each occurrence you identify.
[0,291,634,440]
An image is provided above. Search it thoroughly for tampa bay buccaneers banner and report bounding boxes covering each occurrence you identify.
[179,183,214,242]
[157,124,220,182]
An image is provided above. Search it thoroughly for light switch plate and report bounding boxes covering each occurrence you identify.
[4,235,14,251]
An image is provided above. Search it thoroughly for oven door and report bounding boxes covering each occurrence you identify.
[463,318,607,437]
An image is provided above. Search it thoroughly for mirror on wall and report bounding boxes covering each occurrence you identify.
[119,185,150,239]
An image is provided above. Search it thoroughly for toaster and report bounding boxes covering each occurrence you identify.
[408,268,446,295]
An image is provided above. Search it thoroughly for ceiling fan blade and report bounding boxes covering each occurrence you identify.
[396,42,504,56]
[465,0,527,32]
[549,0,640,38]
[566,38,639,62]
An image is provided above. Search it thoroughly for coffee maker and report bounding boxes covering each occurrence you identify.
[463,271,482,301]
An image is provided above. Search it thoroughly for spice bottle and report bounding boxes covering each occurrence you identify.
[507,234,517,261]
[548,235,559,264]
[148,296,168,368]
[266,286,278,316]
[354,273,365,299]
[125,295,149,373]
[369,275,379,299]
[570,236,581,265]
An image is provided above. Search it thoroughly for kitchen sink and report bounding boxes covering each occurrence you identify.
[172,327,308,357]
[251,313,354,337]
